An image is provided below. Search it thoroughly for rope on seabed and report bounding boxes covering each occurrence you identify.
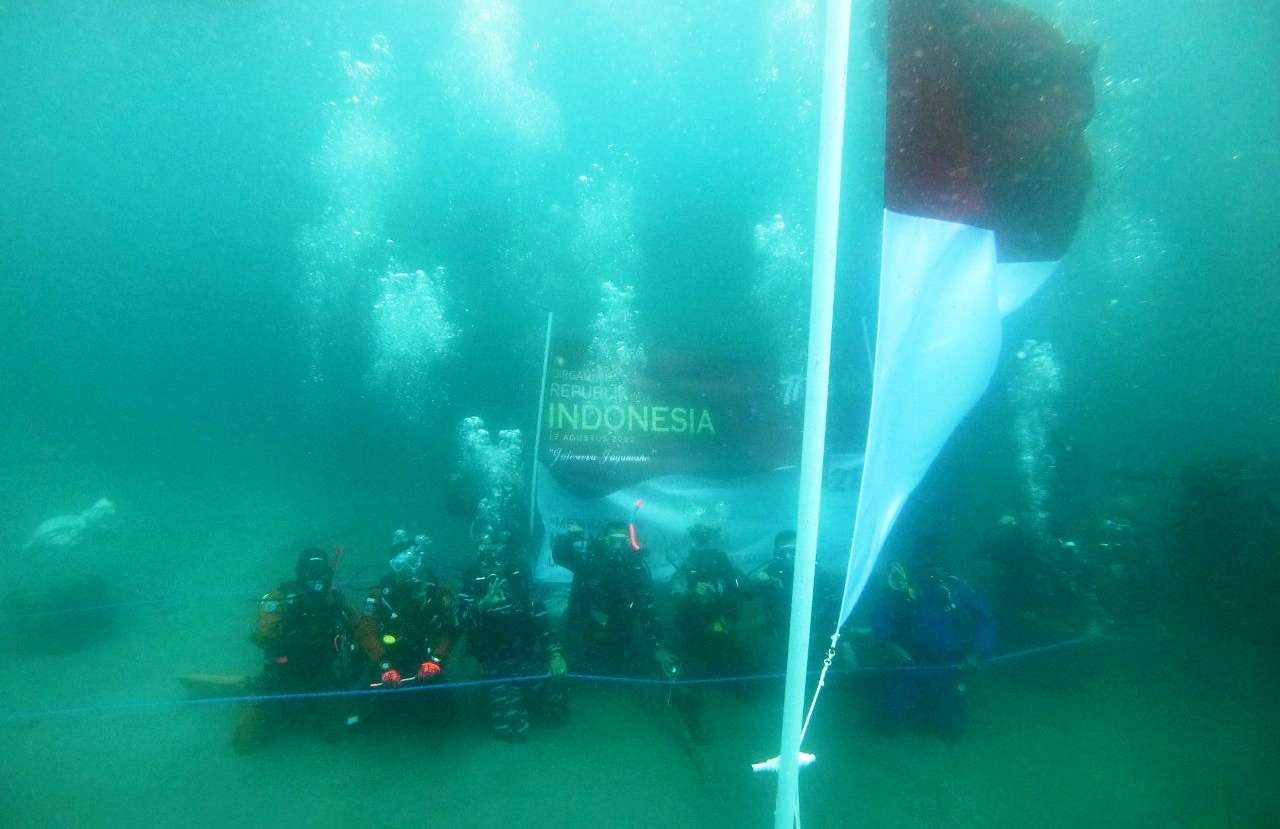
[0,634,1105,726]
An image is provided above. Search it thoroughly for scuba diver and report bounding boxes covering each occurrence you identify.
[355,531,456,695]
[552,521,677,679]
[750,529,798,636]
[747,530,852,669]
[868,548,995,740]
[671,524,744,676]
[233,548,360,754]
[455,537,567,741]
[669,524,746,740]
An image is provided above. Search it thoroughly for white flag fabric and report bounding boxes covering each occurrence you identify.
[837,209,1054,624]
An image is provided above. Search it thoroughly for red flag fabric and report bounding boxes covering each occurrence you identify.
[885,0,1098,262]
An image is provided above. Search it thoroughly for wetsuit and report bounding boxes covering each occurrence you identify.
[671,547,743,678]
[355,572,456,684]
[870,573,995,739]
[669,546,747,739]
[234,582,358,753]
[553,530,665,675]
[455,560,567,740]
[751,558,843,665]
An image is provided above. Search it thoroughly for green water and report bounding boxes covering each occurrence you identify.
[2,1,1278,827]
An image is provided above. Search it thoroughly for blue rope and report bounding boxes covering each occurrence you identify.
[840,635,1099,674]
[569,671,791,687]
[0,674,546,725]
[987,635,1095,663]
[0,634,1098,727]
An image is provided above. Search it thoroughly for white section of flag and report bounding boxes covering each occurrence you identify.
[836,209,1057,625]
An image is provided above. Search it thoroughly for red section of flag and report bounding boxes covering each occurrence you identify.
[885,0,1097,262]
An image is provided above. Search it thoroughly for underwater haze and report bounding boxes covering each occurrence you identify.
[2,1,1278,827]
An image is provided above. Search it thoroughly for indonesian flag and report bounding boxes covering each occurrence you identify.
[836,0,1098,624]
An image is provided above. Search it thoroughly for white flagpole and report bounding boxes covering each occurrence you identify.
[528,311,554,540]
[773,1,852,827]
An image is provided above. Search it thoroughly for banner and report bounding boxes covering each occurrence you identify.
[533,338,861,582]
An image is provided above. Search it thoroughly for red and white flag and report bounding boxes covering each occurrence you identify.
[837,0,1097,623]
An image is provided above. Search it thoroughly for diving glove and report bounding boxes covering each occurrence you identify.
[654,647,679,678]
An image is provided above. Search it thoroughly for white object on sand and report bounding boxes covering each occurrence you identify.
[24,498,116,552]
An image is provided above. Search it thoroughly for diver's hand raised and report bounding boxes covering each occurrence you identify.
[479,577,508,608]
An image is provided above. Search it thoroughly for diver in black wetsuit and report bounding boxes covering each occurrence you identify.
[455,540,567,741]
[553,522,677,678]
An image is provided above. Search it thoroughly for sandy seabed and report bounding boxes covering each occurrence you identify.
[1,465,1276,828]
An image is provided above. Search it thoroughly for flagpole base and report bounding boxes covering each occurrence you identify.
[752,752,816,774]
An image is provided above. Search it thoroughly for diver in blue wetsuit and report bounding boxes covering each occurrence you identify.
[869,552,995,740]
